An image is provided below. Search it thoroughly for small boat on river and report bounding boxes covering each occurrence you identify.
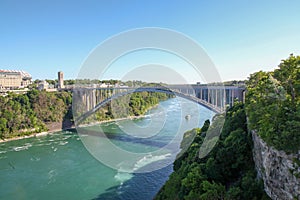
[185,115,191,120]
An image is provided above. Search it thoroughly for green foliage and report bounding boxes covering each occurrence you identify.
[88,91,170,122]
[155,103,269,200]
[199,181,226,200]
[45,79,57,85]
[0,88,169,139]
[245,54,300,153]
[64,79,75,85]
[0,90,72,139]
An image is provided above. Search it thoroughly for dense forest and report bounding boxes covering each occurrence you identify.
[0,89,170,139]
[245,54,300,153]
[155,102,269,200]
[0,90,72,139]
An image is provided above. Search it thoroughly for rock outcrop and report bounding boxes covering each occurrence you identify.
[252,131,300,200]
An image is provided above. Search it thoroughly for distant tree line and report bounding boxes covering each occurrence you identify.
[27,79,155,88]
[64,79,149,87]
[83,91,171,123]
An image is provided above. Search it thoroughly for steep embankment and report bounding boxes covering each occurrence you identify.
[246,55,300,199]
[252,131,300,199]
[155,102,269,200]
[0,90,73,139]
[156,55,300,200]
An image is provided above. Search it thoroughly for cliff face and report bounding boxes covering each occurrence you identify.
[252,131,300,200]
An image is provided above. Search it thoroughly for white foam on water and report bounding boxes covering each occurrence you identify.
[62,135,71,140]
[64,131,73,134]
[133,153,172,171]
[30,157,40,161]
[35,142,52,147]
[0,156,7,160]
[79,134,88,137]
[58,141,68,146]
[114,162,133,185]
[13,143,32,152]
[48,169,57,184]
[114,171,133,185]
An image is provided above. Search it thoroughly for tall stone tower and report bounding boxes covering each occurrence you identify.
[58,71,64,89]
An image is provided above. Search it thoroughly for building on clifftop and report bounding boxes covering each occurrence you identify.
[0,69,32,89]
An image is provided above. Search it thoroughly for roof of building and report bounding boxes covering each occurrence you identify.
[0,69,32,78]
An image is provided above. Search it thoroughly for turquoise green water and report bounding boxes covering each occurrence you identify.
[0,98,214,200]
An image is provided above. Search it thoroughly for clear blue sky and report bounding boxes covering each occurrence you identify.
[1,0,300,83]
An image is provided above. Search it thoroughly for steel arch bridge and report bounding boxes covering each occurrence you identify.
[73,86,227,124]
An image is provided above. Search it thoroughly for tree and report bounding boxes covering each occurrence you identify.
[245,54,300,152]
[0,118,8,138]
[199,181,225,200]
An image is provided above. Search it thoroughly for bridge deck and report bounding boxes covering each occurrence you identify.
[73,86,234,124]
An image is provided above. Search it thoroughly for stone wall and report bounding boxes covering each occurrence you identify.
[252,131,300,200]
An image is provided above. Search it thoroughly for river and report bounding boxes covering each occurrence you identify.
[0,97,214,200]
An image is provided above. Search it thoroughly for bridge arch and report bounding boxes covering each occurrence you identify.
[74,87,223,124]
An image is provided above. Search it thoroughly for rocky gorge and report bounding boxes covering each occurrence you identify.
[252,131,300,200]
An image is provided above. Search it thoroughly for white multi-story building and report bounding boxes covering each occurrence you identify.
[0,70,32,89]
